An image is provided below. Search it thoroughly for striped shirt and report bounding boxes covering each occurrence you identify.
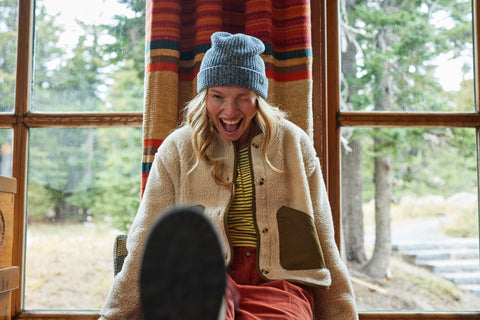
[227,146,257,247]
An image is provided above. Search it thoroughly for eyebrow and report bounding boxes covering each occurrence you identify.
[209,89,251,97]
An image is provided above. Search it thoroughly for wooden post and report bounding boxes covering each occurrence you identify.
[0,177,19,320]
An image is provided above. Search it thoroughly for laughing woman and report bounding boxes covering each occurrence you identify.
[99,31,358,320]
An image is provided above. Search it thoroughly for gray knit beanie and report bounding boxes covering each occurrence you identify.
[197,32,268,99]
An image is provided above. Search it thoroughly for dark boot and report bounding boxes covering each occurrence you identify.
[140,206,226,320]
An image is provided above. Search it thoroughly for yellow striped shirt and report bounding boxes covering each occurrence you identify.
[227,146,257,247]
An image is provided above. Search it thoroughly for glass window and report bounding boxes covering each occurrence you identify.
[0,129,13,176]
[24,127,142,310]
[341,127,480,311]
[339,0,474,112]
[31,0,145,113]
[0,0,19,113]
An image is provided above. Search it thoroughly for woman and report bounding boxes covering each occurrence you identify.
[99,31,358,320]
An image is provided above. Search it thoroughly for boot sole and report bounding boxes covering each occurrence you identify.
[140,206,226,320]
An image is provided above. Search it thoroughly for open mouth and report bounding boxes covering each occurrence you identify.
[221,118,243,133]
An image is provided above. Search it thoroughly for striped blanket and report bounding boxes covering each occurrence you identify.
[142,0,313,195]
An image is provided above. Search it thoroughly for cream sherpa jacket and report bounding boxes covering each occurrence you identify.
[99,119,358,320]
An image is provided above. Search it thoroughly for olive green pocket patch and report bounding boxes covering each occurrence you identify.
[277,206,326,270]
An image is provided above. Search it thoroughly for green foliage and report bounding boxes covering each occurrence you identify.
[27,126,142,228]
[89,127,142,232]
[0,0,18,112]
[395,128,476,197]
[0,129,13,176]
[106,61,144,111]
[31,0,145,112]
[27,185,55,221]
[18,0,145,228]
[347,1,472,112]
[102,0,146,81]
[342,0,477,209]
[358,127,477,202]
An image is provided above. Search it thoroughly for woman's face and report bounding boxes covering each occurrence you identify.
[206,86,258,147]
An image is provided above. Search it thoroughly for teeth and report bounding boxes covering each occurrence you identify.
[221,118,242,133]
[222,119,240,125]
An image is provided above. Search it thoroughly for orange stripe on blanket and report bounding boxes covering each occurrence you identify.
[146,62,178,73]
[144,139,164,147]
[265,70,311,81]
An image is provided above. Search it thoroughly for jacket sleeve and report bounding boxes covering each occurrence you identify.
[308,157,359,320]
[98,141,179,320]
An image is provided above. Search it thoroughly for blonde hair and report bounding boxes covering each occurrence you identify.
[183,89,287,187]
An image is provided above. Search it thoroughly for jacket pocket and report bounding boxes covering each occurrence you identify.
[277,206,326,270]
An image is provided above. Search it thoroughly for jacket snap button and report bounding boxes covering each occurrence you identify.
[245,251,251,258]
[262,228,268,233]
[258,178,264,185]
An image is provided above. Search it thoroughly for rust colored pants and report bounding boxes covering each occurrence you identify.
[225,247,314,320]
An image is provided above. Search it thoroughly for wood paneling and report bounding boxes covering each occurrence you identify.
[0,177,16,268]
[0,177,18,320]
[0,267,20,293]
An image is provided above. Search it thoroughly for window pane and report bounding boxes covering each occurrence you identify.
[339,0,474,112]
[31,0,145,112]
[0,0,18,113]
[25,127,142,310]
[341,127,480,312]
[0,129,13,176]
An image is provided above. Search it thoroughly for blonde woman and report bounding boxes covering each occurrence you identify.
[99,32,358,320]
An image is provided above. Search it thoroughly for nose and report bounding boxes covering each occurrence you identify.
[223,99,238,116]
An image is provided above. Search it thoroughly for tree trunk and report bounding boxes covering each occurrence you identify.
[362,135,394,277]
[341,138,367,264]
[340,0,367,265]
[361,0,395,277]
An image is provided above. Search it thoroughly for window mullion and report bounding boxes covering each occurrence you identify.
[12,0,34,316]
[323,0,342,249]
[338,112,480,128]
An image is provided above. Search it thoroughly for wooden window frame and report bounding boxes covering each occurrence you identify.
[6,1,142,319]
[2,0,479,318]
